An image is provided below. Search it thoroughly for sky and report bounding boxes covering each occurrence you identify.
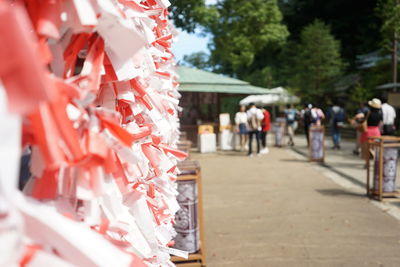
[171,0,217,63]
[172,30,210,63]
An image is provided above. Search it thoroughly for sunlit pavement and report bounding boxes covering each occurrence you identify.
[290,134,400,194]
[191,144,400,267]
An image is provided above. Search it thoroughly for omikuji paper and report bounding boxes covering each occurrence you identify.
[0,0,185,266]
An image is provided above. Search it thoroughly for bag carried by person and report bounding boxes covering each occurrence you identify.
[304,109,312,125]
[358,120,367,133]
[357,113,369,133]
[334,108,345,128]
[310,109,319,124]
[286,111,296,124]
[249,113,260,131]
[383,124,396,135]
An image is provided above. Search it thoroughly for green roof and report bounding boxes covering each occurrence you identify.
[177,66,269,94]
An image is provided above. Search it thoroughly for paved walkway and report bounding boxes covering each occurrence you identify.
[192,146,400,267]
[291,135,400,197]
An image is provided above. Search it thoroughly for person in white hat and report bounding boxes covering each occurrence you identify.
[360,98,383,167]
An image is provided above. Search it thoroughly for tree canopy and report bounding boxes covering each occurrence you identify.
[169,0,398,106]
[182,51,211,70]
[169,0,218,33]
[279,0,381,68]
[287,20,345,103]
[377,0,400,50]
[208,0,289,80]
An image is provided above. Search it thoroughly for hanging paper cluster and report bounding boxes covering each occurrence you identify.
[0,0,186,266]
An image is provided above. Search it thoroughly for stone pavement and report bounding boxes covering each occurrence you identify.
[191,146,400,267]
[290,134,400,196]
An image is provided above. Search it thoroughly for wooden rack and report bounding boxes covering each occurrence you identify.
[172,160,206,266]
[366,136,400,202]
[177,140,192,159]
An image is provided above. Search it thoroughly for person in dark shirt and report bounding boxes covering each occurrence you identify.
[327,102,345,150]
[360,98,383,167]
[358,102,370,117]
[367,108,383,127]
[301,104,313,146]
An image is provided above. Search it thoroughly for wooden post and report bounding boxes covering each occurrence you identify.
[197,168,207,266]
[393,34,398,91]
[216,93,221,121]
[366,140,370,196]
[379,140,384,201]
[393,0,399,92]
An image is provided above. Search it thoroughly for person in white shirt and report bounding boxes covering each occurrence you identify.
[235,105,248,151]
[381,96,396,135]
[246,103,264,156]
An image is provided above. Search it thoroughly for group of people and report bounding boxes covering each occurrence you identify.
[299,97,397,161]
[234,96,397,162]
[350,97,397,167]
[235,103,302,156]
[301,102,345,150]
[235,103,271,156]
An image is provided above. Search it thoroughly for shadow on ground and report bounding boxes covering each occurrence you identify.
[326,162,365,169]
[216,151,248,157]
[280,158,309,163]
[316,188,366,198]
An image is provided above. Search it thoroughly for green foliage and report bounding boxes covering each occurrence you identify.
[240,66,277,88]
[350,83,373,104]
[343,83,371,116]
[362,59,393,91]
[279,0,381,69]
[287,20,345,103]
[182,52,211,70]
[168,0,388,102]
[209,0,289,77]
[169,0,218,33]
[377,0,400,50]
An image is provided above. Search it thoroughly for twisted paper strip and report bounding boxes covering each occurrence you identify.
[0,0,185,266]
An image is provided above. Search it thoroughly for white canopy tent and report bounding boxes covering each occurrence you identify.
[239,87,300,106]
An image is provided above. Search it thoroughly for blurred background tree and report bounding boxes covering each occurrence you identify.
[376,0,400,85]
[347,83,374,114]
[287,20,345,104]
[279,0,381,70]
[169,0,218,33]
[377,0,400,51]
[169,0,400,107]
[182,51,211,70]
[208,0,289,83]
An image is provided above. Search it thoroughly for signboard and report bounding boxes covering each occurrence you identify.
[388,92,400,107]
[219,113,231,126]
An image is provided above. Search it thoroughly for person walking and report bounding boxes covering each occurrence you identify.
[381,96,396,135]
[302,104,324,146]
[351,102,370,155]
[327,102,345,149]
[349,111,366,157]
[235,105,248,151]
[360,98,383,167]
[284,104,299,146]
[246,103,264,156]
[302,104,313,146]
[260,108,271,154]
[311,106,325,126]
